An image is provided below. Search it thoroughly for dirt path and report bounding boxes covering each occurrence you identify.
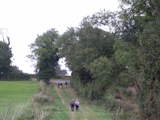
[51,81,112,120]
[52,83,95,120]
[53,83,75,120]
[53,83,90,120]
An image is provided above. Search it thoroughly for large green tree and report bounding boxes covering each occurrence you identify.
[56,15,116,98]
[116,0,160,119]
[29,29,59,84]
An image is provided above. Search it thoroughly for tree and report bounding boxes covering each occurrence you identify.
[0,41,12,79]
[137,20,160,120]
[56,14,116,98]
[116,1,160,119]
[56,27,78,71]
[0,29,12,79]
[89,56,113,98]
[28,29,59,84]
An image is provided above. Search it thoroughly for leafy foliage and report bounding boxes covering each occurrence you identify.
[0,41,12,78]
[56,14,117,101]
[29,29,59,84]
[56,3,160,119]
[117,0,160,119]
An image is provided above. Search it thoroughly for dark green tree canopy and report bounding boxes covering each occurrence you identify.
[56,15,116,85]
[0,41,12,77]
[56,4,160,119]
[28,29,59,83]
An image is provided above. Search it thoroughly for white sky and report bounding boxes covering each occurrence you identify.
[0,0,119,75]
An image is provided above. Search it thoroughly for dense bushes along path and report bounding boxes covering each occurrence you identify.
[51,80,112,120]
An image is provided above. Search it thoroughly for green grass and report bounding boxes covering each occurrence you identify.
[1,80,112,120]
[89,106,113,120]
[0,81,70,120]
[0,81,38,113]
[48,85,70,120]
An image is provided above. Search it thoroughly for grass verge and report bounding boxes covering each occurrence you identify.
[48,84,70,120]
[16,81,70,120]
[89,106,113,120]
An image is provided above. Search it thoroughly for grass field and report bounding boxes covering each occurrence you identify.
[0,81,38,117]
[0,80,113,120]
[0,80,70,120]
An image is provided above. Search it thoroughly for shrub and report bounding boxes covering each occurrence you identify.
[104,93,121,111]
[17,103,49,120]
[34,81,54,105]
[17,81,55,120]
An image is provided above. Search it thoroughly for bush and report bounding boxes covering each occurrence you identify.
[17,81,55,120]
[17,103,49,120]
[103,86,140,120]
[34,93,54,105]
[34,81,54,105]
[104,93,121,111]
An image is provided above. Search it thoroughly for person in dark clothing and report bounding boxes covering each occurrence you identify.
[70,99,75,111]
[58,82,62,88]
[58,82,60,88]
[65,82,68,88]
[60,82,62,88]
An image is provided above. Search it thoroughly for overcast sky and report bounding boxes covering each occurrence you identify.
[0,0,119,75]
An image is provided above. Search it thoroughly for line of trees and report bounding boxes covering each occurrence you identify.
[0,29,30,80]
[52,1,159,119]
[0,28,67,81]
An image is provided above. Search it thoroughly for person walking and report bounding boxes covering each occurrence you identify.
[65,82,68,88]
[60,82,62,88]
[75,99,80,111]
[70,99,75,111]
[57,82,60,88]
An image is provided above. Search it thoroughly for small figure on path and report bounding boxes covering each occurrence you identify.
[70,99,75,111]
[65,82,68,88]
[75,99,80,111]
[58,82,62,88]
[57,82,60,88]
[60,82,62,88]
